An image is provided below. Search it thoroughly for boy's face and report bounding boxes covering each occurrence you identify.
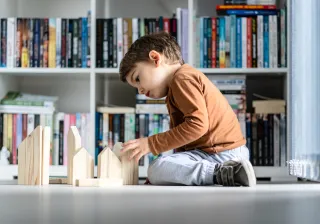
[126,53,169,99]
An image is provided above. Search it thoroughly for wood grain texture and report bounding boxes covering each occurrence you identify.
[112,142,139,185]
[67,126,82,185]
[49,178,68,184]
[112,142,122,159]
[17,139,26,185]
[121,151,139,185]
[25,134,33,185]
[98,147,122,179]
[72,147,94,186]
[32,126,42,185]
[42,127,50,185]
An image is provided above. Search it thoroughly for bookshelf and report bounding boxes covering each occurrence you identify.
[0,0,294,181]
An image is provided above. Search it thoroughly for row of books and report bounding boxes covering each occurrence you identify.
[0,110,287,167]
[95,107,172,167]
[0,12,91,68]
[194,8,287,68]
[96,17,178,68]
[243,113,287,167]
[0,112,92,166]
[0,6,287,70]
[224,0,276,4]
[0,113,54,165]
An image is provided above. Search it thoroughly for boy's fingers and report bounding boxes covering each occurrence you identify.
[129,148,140,160]
[123,139,137,146]
[135,153,144,164]
[121,142,138,154]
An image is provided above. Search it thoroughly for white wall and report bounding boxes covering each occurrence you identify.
[0,75,19,99]
[103,77,136,107]
[18,76,90,113]
[0,0,90,18]
[105,0,188,17]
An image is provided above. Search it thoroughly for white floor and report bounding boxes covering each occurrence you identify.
[1,180,320,224]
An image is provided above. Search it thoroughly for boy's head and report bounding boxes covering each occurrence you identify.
[119,32,184,99]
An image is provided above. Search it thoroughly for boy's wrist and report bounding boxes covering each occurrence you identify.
[147,136,160,156]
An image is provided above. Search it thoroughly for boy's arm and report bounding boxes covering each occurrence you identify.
[148,77,209,155]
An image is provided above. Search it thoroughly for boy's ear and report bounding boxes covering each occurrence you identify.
[149,50,161,67]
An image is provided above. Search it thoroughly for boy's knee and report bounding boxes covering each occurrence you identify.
[147,156,168,184]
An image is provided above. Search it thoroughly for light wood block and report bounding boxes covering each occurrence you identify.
[113,142,139,185]
[112,142,122,158]
[72,147,94,186]
[75,178,123,187]
[32,126,42,185]
[98,147,122,179]
[25,134,33,185]
[42,127,50,185]
[67,126,81,185]
[253,100,286,113]
[17,125,51,185]
[121,151,139,185]
[49,178,68,184]
[17,139,26,185]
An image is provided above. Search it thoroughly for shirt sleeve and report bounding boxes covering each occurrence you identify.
[148,76,209,155]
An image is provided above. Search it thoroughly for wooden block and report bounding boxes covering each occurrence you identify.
[72,147,94,186]
[17,139,26,185]
[121,151,139,185]
[32,126,42,185]
[253,100,286,114]
[98,147,122,179]
[17,125,51,186]
[49,178,68,184]
[113,142,139,185]
[112,142,122,159]
[42,127,50,185]
[25,134,33,185]
[75,178,123,187]
[67,126,81,185]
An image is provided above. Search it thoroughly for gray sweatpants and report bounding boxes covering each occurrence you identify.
[147,145,250,185]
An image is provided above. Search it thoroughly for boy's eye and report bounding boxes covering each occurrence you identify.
[135,76,140,82]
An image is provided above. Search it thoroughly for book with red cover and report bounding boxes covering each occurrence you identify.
[216,5,277,10]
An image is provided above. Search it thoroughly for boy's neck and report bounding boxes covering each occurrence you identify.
[164,63,183,85]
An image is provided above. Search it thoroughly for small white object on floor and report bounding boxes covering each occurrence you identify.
[0,147,10,165]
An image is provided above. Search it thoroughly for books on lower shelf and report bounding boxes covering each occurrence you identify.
[96,105,172,170]
[243,113,287,167]
[0,111,91,166]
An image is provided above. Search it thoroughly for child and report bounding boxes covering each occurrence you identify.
[119,32,256,187]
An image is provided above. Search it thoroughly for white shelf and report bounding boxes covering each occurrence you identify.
[95,68,119,74]
[0,165,148,180]
[0,68,92,76]
[0,68,287,75]
[199,68,288,74]
[0,165,291,181]
[0,0,293,183]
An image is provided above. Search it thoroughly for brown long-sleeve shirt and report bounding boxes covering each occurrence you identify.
[148,64,246,155]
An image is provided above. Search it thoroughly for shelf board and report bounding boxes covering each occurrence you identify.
[0,68,91,75]
[94,68,119,74]
[0,165,290,180]
[199,68,288,74]
[0,165,148,179]
[0,68,288,75]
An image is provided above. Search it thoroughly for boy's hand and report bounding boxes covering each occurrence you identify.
[120,137,151,163]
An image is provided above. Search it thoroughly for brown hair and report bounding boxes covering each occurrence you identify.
[119,32,184,82]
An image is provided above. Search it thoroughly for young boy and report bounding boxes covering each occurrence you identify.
[119,32,256,187]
